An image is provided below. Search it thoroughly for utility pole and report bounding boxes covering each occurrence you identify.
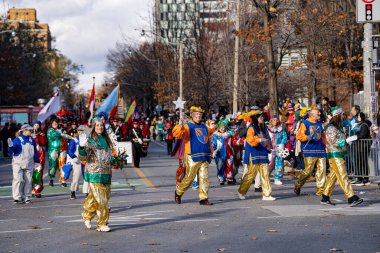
[232,0,240,114]
[363,23,375,122]
[179,42,184,118]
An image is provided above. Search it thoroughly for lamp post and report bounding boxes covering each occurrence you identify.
[232,0,240,114]
[140,30,184,117]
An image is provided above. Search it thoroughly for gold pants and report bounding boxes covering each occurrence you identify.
[175,155,209,201]
[323,158,354,199]
[296,157,326,195]
[238,159,272,197]
[82,183,111,226]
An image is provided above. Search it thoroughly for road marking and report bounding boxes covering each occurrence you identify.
[0,219,16,222]
[256,216,282,219]
[175,219,219,223]
[0,163,11,168]
[134,210,175,214]
[133,166,156,189]
[0,228,52,234]
[11,203,83,209]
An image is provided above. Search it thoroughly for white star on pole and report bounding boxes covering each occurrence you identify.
[173,97,186,110]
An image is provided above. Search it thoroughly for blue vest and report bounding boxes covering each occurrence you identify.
[244,125,269,165]
[187,122,211,162]
[301,119,326,157]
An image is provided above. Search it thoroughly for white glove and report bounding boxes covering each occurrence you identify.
[246,122,251,128]
[138,138,143,145]
[35,163,42,172]
[36,145,42,152]
[60,151,67,159]
[7,138,13,147]
[278,144,284,150]
[346,135,358,144]
[79,133,87,147]
[216,140,222,151]
[260,138,268,143]
[51,150,58,160]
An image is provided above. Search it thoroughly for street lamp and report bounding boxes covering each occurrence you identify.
[140,30,184,117]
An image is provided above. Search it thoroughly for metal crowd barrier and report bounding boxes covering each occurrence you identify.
[345,139,380,180]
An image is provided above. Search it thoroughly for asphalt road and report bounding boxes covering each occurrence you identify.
[0,141,379,253]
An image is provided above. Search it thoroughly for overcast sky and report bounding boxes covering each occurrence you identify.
[2,0,152,92]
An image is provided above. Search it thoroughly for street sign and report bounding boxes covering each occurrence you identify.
[357,0,380,22]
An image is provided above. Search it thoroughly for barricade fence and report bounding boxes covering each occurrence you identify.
[345,139,380,179]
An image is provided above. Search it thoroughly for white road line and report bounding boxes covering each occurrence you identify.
[0,228,52,234]
[256,216,282,219]
[0,219,16,222]
[175,219,219,223]
[11,203,83,209]
[0,163,12,168]
[134,210,175,214]
[110,223,137,226]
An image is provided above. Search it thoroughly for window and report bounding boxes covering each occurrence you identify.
[13,113,28,125]
[0,113,11,126]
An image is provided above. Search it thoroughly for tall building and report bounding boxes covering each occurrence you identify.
[156,0,228,44]
[2,8,51,50]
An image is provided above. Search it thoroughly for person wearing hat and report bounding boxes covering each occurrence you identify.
[68,121,78,138]
[47,118,72,187]
[31,121,47,198]
[320,106,363,206]
[294,106,327,196]
[8,124,41,203]
[237,111,276,201]
[110,118,122,142]
[78,117,120,232]
[173,106,216,205]
[156,116,165,142]
[67,125,87,199]
[164,121,174,155]
[129,119,143,168]
[212,120,236,185]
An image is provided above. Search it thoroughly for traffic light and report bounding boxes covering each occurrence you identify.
[366,4,373,21]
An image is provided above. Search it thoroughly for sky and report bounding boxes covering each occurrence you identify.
[2,0,152,92]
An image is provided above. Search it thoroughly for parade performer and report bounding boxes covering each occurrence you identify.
[267,117,288,185]
[129,120,143,168]
[68,121,78,138]
[58,123,70,187]
[320,106,363,207]
[67,125,86,199]
[31,121,47,198]
[47,118,72,187]
[212,121,236,185]
[237,112,276,201]
[79,117,119,232]
[164,121,174,155]
[173,106,216,205]
[294,106,327,196]
[110,118,122,141]
[8,124,41,204]
[156,116,165,141]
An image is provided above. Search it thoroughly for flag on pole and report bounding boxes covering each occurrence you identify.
[124,97,136,125]
[96,86,119,116]
[37,93,61,122]
[89,83,95,118]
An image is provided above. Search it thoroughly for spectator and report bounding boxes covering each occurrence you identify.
[1,122,11,157]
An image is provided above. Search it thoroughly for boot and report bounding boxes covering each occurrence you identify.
[175,191,182,204]
[199,199,213,205]
[70,191,76,199]
[49,180,54,187]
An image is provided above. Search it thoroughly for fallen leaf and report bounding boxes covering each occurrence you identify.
[217,248,226,252]
[267,229,278,233]
[251,236,258,240]
[180,250,189,252]
[81,242,98,246]
[47,221,53,223]
[145,242,160,246]
[30,225,41,229]
[329,248,344,252]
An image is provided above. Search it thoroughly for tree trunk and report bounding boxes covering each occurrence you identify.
[263,13,278,116]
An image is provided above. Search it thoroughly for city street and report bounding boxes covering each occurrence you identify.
[0,142,380,253]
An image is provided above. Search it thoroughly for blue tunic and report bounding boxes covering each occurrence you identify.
[244,125,269,165]
[187,122,211,162]
[301,120,326,158]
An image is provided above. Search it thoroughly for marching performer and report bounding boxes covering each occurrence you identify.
[67,125,86,199]
[47,119,71,187]
[31,121,47,198]
[212,121,236,185]
[267,117,288,185]
[129,120,143,168]
[173,106,216,205]
[237,112,276,201]
[79,117,119,232]
[320,107,363,207]
[156,116,165,141]
[294,106,327,196]
[8,124,41,203]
